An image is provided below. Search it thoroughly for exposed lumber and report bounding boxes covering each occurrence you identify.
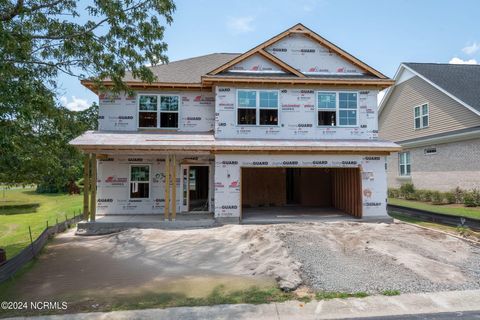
[90,154,97,221]
[171,155,177,221]
[257,49,306,78]
[83,154,90,220]
[164,155,170,220]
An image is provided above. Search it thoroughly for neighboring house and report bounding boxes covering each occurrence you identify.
[379,63,480,191]
[71,23,399,223]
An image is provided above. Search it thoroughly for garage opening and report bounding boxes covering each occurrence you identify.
[241,167,362,219]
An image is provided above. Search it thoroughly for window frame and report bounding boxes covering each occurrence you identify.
[128,164,151,199]
[316,91,359,128]
[236,89,280,127]
[413,103,429,130]
[138,94,180,129]
[398,152,411,177]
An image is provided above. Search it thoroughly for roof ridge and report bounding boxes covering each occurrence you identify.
[149,53,240,69]
[404,62,480,66]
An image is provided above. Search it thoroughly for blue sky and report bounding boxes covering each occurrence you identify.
[58,0,480,110]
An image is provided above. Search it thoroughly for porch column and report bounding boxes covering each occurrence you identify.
[83,154,90,220]
[90,153,97,221]
[171,155,177,221]
[164,155,170,220]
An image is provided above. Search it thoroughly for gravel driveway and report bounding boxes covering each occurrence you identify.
[279,222,480,294]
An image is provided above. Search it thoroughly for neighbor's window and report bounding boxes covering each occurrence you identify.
[339,92,358,126]
[138,95,179,129]
[414,104,429,129]
[399,152,411,176]
[139,95,158,127]
[318,92,337,126]
[237,90,278,125]
[130,165,150,198]
[259,91,278,125]
[237,90,257,125]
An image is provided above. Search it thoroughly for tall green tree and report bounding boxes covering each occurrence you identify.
[0,0,175,188]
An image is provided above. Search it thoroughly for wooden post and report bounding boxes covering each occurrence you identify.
[171,154,177,221]
[90,154,97,222]
[83,154,90,220]
[164,155,170,221]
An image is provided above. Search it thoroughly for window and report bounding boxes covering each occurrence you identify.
[318,92,337,126]
[238,90,256,125]
[130,165,150,198]
[399,152,411,176]
[424,147,437,155]
[317,92,358,127]
[160,96,179,128]
[237,90,278,125]
[259,91,278,125]
[139,95,158,127]
[138,95,179,129]
[339,92,358,126]
[414,104,429,129]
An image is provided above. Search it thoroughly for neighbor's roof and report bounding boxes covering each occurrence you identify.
[70,131,401,153]
[380,63,480,116]
[122,53,240,83]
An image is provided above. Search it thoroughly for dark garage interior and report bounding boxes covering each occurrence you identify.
[241,167,362,218]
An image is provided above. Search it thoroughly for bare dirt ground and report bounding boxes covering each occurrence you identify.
[6,221,480,310]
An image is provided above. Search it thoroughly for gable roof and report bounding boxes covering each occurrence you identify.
[208,23,388,79]
[82,24,394,92]
[379,63,480,116]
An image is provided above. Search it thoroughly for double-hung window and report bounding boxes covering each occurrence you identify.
[414,104,429,129]
[339,92,358,126]
[138,95,158,127]
[318,92,337,126]
[317,92,358,126]
[237,90,278,126]
[138,94,179,129]
[399,152,411,176]
[130,165,150,198]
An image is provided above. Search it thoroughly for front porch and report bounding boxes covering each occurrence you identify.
[76,213,216,235]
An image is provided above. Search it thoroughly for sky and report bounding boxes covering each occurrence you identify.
[58,0,480,111]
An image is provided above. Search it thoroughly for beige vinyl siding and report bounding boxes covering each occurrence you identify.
[379,76,480,142]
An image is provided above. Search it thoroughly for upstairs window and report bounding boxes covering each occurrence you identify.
[130,165,150,198]
[139,95,158,127]
[414,103,429,129]
[138,94,179,129]
[399,152,411,176]
[339,92,358,126]
[237,90,278,126]
[317,92,358,126]
[259,91,278,125]
[318,92,337,126]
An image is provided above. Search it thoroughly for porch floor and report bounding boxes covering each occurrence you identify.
[76,213,216,235]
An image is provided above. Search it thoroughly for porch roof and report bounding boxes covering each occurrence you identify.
[70,131,401,154]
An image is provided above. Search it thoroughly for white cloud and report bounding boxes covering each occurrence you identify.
[449,57,478,65]
[227,16,255,34]
[60,95,90,111]
[462,42,480,55]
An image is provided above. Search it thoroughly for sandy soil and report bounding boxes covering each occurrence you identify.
[8,221,479,305]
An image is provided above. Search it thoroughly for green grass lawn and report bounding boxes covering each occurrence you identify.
[388,198,480,220]
[0,187,82,259]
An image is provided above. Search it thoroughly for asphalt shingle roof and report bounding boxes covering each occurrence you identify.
[123,53,240,83]
[404,63,480,113]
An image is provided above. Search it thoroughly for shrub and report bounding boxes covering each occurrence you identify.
[444,192,456,204]
[463,192,477,207]
[422,190,433,202]
[453,187,464,204]
[399,183,415,199]
[388,188,400,198]
[431,191,444,205]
